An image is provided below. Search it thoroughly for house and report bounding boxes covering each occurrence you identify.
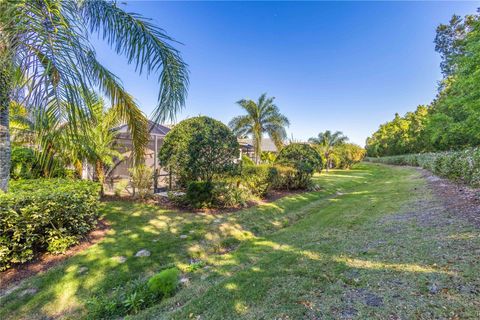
[238,138,284,160]
[108,120,171,190]
[106,122,285,191]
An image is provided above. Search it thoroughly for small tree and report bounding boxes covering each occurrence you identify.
[159,116,239,185]
[275,143,323,189]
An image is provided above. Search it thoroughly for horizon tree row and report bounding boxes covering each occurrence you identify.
[366,9,480,157]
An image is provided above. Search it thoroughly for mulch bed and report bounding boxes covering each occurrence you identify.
[102,189,305,214]
[0,220,110,294]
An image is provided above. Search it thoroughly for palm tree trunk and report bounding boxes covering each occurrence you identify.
[95,160,105,196]
[0,67,11,192]
[254,130,261,165]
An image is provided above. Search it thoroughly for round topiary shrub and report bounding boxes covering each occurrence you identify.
[159,116,240,185]
[275,143,323,189]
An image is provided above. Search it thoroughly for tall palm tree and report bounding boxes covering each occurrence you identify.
[309,130,348,172]
[0,0,188,191]
[229,93,289,164]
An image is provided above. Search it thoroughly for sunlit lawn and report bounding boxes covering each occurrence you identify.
[1,163,479,319]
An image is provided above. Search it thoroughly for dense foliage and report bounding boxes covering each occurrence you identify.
[240,164,277,197]
[330,143,366,169]
[365,148,480,187]
[159,116,240,185]
[309,130,348,171]
[366,11,480,156]
[10,146,37,179]
[0,0,189,191]
[275,143,323,189]
[0,179,100,270]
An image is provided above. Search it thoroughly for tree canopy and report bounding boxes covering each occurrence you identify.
[0,0,189,190]
[159,116,240,184]
[367,9,480,157]
[229,93,289,164]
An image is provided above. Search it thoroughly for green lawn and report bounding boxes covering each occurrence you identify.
[1,163,479,319]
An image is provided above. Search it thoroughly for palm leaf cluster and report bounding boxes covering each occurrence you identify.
[0,0,189,189]
[309,130,348,171]
[229,93,289,164]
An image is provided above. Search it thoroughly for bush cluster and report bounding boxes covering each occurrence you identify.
[159,116,239,186]
[0,179,100,270]
[365,148,480,186]
[87,268,180,318]
[160,118,324,209]
[330,143,366,169]
[275,143,323,189]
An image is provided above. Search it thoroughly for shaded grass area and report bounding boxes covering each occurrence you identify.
[0,165,365,319]
[1,163,479,319]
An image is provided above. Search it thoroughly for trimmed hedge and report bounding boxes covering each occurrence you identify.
[0,179,101,270]
[365,148,480,187]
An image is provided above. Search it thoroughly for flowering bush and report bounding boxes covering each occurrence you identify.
[365,148,480,186]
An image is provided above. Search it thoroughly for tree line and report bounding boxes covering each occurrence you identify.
[366,9,480,157]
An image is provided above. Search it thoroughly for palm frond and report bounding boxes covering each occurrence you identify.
[80,0,189,123]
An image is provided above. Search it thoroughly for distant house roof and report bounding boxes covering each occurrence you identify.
[237,138,283,152]
[113,120,171,136]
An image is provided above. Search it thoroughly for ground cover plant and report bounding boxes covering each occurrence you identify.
[1,163,478,319]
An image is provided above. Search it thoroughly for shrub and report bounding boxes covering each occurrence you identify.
[275,143,323,189]
[241,154,255,166]
[114,178,130,196]
[269,165,300,190]
[10,146,38,179]
[332,143,366,169]
[179,180,251,209]
[260,151,276,164]
[185,181,214,208]
[365,148,480,187]
[159,116,239,185]
[211,181,251,208]
[240,164,276,196]
[0,179,100,270]
[147,267,180,297]
[130,165,153,199]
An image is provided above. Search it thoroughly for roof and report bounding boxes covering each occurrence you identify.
[237,138,282,152]
[113,120,171,136]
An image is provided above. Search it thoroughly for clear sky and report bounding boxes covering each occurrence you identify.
[91,1,479,146]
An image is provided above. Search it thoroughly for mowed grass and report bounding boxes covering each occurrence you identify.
[1,163,479,319]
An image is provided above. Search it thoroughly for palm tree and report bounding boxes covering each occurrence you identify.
[229,93,289,164]
[309,130,348,172]
[75,93,126,195]
[0,0,188,191]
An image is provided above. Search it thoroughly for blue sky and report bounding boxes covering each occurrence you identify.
[92,1,479,145]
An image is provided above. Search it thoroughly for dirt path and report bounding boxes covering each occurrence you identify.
[418,168,480,228]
